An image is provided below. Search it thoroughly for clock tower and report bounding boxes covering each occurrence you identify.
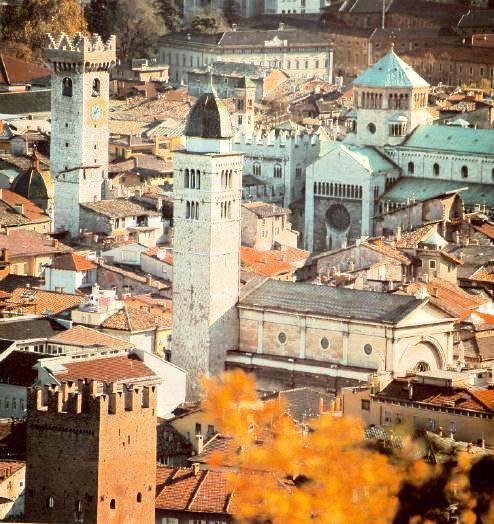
[43,33,116,237]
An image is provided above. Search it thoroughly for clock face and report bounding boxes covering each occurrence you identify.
[89,101,104,125]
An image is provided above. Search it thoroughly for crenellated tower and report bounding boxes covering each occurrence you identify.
[24,380,156,524]
[172,87,243,399]
[43,33,116,237]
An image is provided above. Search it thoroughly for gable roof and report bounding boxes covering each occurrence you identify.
[48,325,133,350]
[402,278,488,318]
[0,230,71,258]
[49,354,158,384]
[101,305,171,331]
[240,278,427,324]
[0,54,50,86]
[80,199,160,219]
[240,246,294,278]
[3,288,84,316]
[49,253,97,272]
[156,466,233,515]
[353,48,429,89]
[326,143,397,174]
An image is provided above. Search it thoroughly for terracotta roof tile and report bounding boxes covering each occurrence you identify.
[402,278,488,318]
[468,261,494,283]
[377,378,493,413]
[395,224,436,249]
[268,246,310,266]
[51,354,157,383]
[4,287,83,315]
[142,247,173,265]
[101,305,171,331]
[0,54,50,85]
[472,223,494,240]
[0,461,24,479]
[0,230,71,258]
[367,238,412,265]
[49,253,97,272]
[240,246,293,277]
[49,325,132,349]
[0,189,48,223]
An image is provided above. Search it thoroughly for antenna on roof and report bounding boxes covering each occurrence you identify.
[207,64,215,95]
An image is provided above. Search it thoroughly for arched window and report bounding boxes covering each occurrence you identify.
[47,496,55,509]
[433,163,440,176]
[190,169,195,189]
[461,165,468,178]
[274,164,282,178]
[137,493,142,503]
[186,201,190,219]
[253,163,261,177]
[415,361,430,372]
[196,170,200,190]
[195,201,199,220]
[62,77,72,97]
[92,78,100,97]
[184,169,189,188]
[110,499,116,509]
[75,500,82,513]
[408,162,415,175]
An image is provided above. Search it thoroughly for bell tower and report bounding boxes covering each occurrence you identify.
[43,32,116,237]
[172,86,243,399]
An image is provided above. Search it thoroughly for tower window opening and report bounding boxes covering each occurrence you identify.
[92,78,101,97]
[137,492,142,503]
[62,77,72,97]
[47,496,55,509]
[433,163,440,176]
[461,165,468,178]
[408,162,414,175]
[110,499,116,509]
[184,169,189,188]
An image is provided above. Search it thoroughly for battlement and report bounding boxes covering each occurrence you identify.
[28,380,156,418]
[43,32,116,73]
[234,127,321,149]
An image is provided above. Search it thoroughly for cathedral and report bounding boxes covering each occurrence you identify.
[305,46,494,252]
[173,65,457,398]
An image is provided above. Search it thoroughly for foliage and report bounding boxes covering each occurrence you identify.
[190,6,229,33]
[153,0,183,32]
[88,0,159,62]
[200,370,494,524]
[0,0,85,60]
[479,78,492,91]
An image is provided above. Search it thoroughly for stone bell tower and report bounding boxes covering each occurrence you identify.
[43,32,116,237]
[172,84,243,399]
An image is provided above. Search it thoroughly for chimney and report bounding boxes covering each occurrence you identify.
[52,239,59,248]
[231,23,238,31]
[415,286,428,300]
[1,248,8,262]
[196,434,204,455]
[278,22,285,31]
[192,462,201,476]
[431,287,439,298]
[186,33,191,41]
[395,226,401,241]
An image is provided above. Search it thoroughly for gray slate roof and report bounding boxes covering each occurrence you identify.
[0,317,66,341]
[239,278,424,324]
[80,199,160,219]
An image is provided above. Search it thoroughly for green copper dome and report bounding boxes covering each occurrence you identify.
[185,91,234,139]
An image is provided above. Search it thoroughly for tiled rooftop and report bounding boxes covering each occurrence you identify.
[101,305,171,331]
[240,246,293,278]
[49,253,97,272]
[243,202,291,218]
[80,199,160,219]
[0,188,48,223]
[49,325,133,350]
[51,354,158,384]
[0,230,71,258]
[4,288,83,316]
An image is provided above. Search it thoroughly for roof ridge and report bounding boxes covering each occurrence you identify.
[186,469,208,510]
[123,305,132,331]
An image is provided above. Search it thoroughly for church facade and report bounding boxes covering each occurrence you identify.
[304,47,494,253]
